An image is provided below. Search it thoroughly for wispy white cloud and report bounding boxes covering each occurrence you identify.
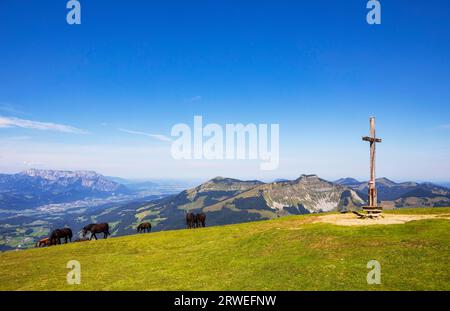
[118,128,172,142]
[0,116,88,134]
[438,124,450,130]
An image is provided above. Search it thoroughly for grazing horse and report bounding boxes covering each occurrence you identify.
[195,213,206,228]
[83,223,110,240]
[49,228,73,245]
[137,222,152,233]
[186,212,196,229]
[36,237,50,247]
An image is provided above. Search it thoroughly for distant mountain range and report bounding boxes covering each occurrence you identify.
[1,169,449,251]
[334,177,450,208]
[0,169,130,210]
[438,182,450,189]
[0,169,196,212]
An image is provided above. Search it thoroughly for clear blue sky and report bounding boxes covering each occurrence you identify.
[0,0,449,182]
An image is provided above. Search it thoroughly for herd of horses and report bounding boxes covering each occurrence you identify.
[35,212,207,247]
[36,223,111,247]
[186,212,206,229]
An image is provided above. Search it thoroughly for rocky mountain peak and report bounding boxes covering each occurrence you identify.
[335,177,361,186]
[294,174,326,184]
[376,177,397,187]
[15,169,127,193]
[209,176,238,183]
[20,169,101,180]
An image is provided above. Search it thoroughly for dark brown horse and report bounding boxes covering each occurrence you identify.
[49,228,72,245]
[186,212,196,229]
[195,213,206,228]
[137,222,152,233]
[82,223,110,240]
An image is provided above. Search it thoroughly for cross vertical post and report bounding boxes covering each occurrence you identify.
[362,117,382,213]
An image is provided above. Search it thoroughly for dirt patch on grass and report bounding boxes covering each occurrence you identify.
[315,213,450,226]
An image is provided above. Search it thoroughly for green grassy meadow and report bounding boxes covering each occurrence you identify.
[0,208,449,291]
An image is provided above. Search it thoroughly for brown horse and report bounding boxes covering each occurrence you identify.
[186,212,196,229]
[36,237,50,247]
[195,213,206,228]
[49,228,73,245]
[83,223,110,240]
[137,222,152,233]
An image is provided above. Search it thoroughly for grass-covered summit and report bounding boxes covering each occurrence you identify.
[0,208,448,291]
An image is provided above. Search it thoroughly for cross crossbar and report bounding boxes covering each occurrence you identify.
[362,136,382,143]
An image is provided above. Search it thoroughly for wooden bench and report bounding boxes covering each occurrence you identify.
[353,208,384,219]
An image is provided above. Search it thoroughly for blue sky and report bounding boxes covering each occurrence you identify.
[0,0,449,181]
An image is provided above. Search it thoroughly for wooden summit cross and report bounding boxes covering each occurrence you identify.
[362,117,382,215]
